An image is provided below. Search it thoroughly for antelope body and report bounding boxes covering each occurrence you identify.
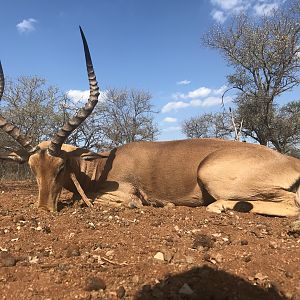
[1,29,300,217]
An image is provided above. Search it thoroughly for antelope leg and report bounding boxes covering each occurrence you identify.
[70,173,93,208]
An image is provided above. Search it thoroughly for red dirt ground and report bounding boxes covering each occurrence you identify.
[0,180,299,300]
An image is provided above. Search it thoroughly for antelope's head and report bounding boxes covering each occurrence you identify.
[0,27,99,212]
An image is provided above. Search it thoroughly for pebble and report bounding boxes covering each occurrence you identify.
[84,276,106,291]
[289,220,300,237]
[241,239,248,245]
[154,252,164,261]
[116,286,126,298]
[243,255,252,263]
[128,202,139,209]
[269,241,278,249]
[164,202,175,208]
[0,252,16,267]
[132,275,139,284]
[192,234,214,250]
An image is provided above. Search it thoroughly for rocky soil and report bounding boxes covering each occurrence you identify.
[0,180,299,300]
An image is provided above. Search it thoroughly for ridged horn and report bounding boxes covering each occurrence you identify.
[48,26,100,156]
[0,61,36,153]
[0,62,4,100]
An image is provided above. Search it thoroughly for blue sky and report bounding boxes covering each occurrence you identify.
[1,0,299,141]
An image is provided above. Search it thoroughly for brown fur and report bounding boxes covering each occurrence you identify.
[20,138,300,216]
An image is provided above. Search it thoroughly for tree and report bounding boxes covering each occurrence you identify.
[271,101,300,153]
[0,76,67,149]
[202,1,300,152]
[64,88,159,150]
[182,112,232,139]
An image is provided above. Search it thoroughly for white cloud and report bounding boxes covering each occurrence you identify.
[67,89,106,103]
[172,85,226,101]
[16,18,37,34]
[187,87,211,98]
[210,0,283,22]
[211,0,243,11]
[211,10,227,23]
[161,95,232,113]
[161,101,190,113]
[176,80,191,85]
[253,2,279,16]
[163,117,177,123]
[67,90,90,103]
[163,85,231,113]
[172,86,212,100]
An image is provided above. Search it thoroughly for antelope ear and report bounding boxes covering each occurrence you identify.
[0,152,28,164]
[80,151,109,161]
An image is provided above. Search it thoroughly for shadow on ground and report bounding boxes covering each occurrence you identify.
[134,265,286,300]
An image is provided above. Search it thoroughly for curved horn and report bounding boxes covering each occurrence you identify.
[0,62,4,100]
[48,27,100,156]
[0,61,36,153]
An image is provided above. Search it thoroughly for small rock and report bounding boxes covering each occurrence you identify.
[132,275,139,284]
[87,222,95,229]
[84,276,106,291]
[203,253,211,262]
[243,255,252,263]
[179,283,194,295]
[192,234,214,250]
[285,271,293,278]
[164,202,175,208]
[116,286,126,298]
[66,244,80,257]
[241,240,248,245]
[289,220,300,237]
[269,241,278,249]
[154,252,164,261]
[0,252,16,267]
[128,202,139,209]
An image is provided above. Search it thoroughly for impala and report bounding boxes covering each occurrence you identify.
[0,28,299,217]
